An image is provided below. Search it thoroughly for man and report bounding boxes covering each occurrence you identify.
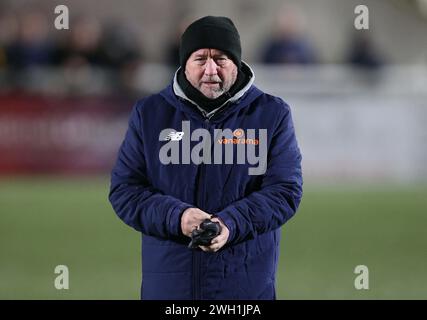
[109,16,303,300]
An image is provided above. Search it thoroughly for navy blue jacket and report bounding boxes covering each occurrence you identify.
[109,64,303,299]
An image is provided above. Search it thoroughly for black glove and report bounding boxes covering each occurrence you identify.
[188,219,222,249]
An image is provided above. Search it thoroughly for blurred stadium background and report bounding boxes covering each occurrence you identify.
[0,0,426,299]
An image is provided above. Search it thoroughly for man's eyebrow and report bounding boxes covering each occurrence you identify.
[212,54,228,58]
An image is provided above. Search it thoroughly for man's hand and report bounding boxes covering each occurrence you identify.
[181,208,212,237]
[199,217,229,252]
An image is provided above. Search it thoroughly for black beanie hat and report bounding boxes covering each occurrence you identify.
[179,16,242,68]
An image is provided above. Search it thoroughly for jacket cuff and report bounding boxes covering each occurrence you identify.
[215,208,237,244]
[168,202,193,237]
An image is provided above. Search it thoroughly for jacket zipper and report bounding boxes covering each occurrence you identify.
[193,116,210,300]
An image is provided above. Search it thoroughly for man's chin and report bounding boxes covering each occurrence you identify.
[200,89,223,99]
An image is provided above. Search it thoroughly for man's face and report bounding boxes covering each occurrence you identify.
[185,48,238,99]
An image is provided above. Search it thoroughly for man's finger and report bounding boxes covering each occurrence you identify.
[208,239,225,251]
[212,234,225,243]
[200,242,221,252]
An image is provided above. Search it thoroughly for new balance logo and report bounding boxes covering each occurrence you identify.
[164,131,184,141]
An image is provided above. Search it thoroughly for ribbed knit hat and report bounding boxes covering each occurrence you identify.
[179,16,242,68]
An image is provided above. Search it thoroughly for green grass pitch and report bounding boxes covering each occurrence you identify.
[0,177,426,299]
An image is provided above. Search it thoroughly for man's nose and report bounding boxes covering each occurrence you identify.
[204,58,218,76]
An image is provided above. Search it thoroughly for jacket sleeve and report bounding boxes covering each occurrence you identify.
[215,102,303,245]
[108,102,193,239]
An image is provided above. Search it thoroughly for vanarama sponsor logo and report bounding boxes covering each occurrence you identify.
[233,128,244,137]
[218,138,259,145]
[159,121,267,175]
[218,128,259,145]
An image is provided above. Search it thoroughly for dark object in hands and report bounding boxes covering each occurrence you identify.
[188,219,221,249]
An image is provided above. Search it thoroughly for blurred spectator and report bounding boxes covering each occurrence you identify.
[0,12,19,69]
[5,10,55,70]
[53,16,105,68]
[166,17,192,68]
[98,22,142,70]
[347,32,385,69]
[260,8,317,64]
[99,22,145,97]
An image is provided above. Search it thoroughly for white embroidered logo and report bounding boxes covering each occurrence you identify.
[164,131,184,141]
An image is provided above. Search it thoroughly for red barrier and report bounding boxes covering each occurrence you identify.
[0,94,134,174]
